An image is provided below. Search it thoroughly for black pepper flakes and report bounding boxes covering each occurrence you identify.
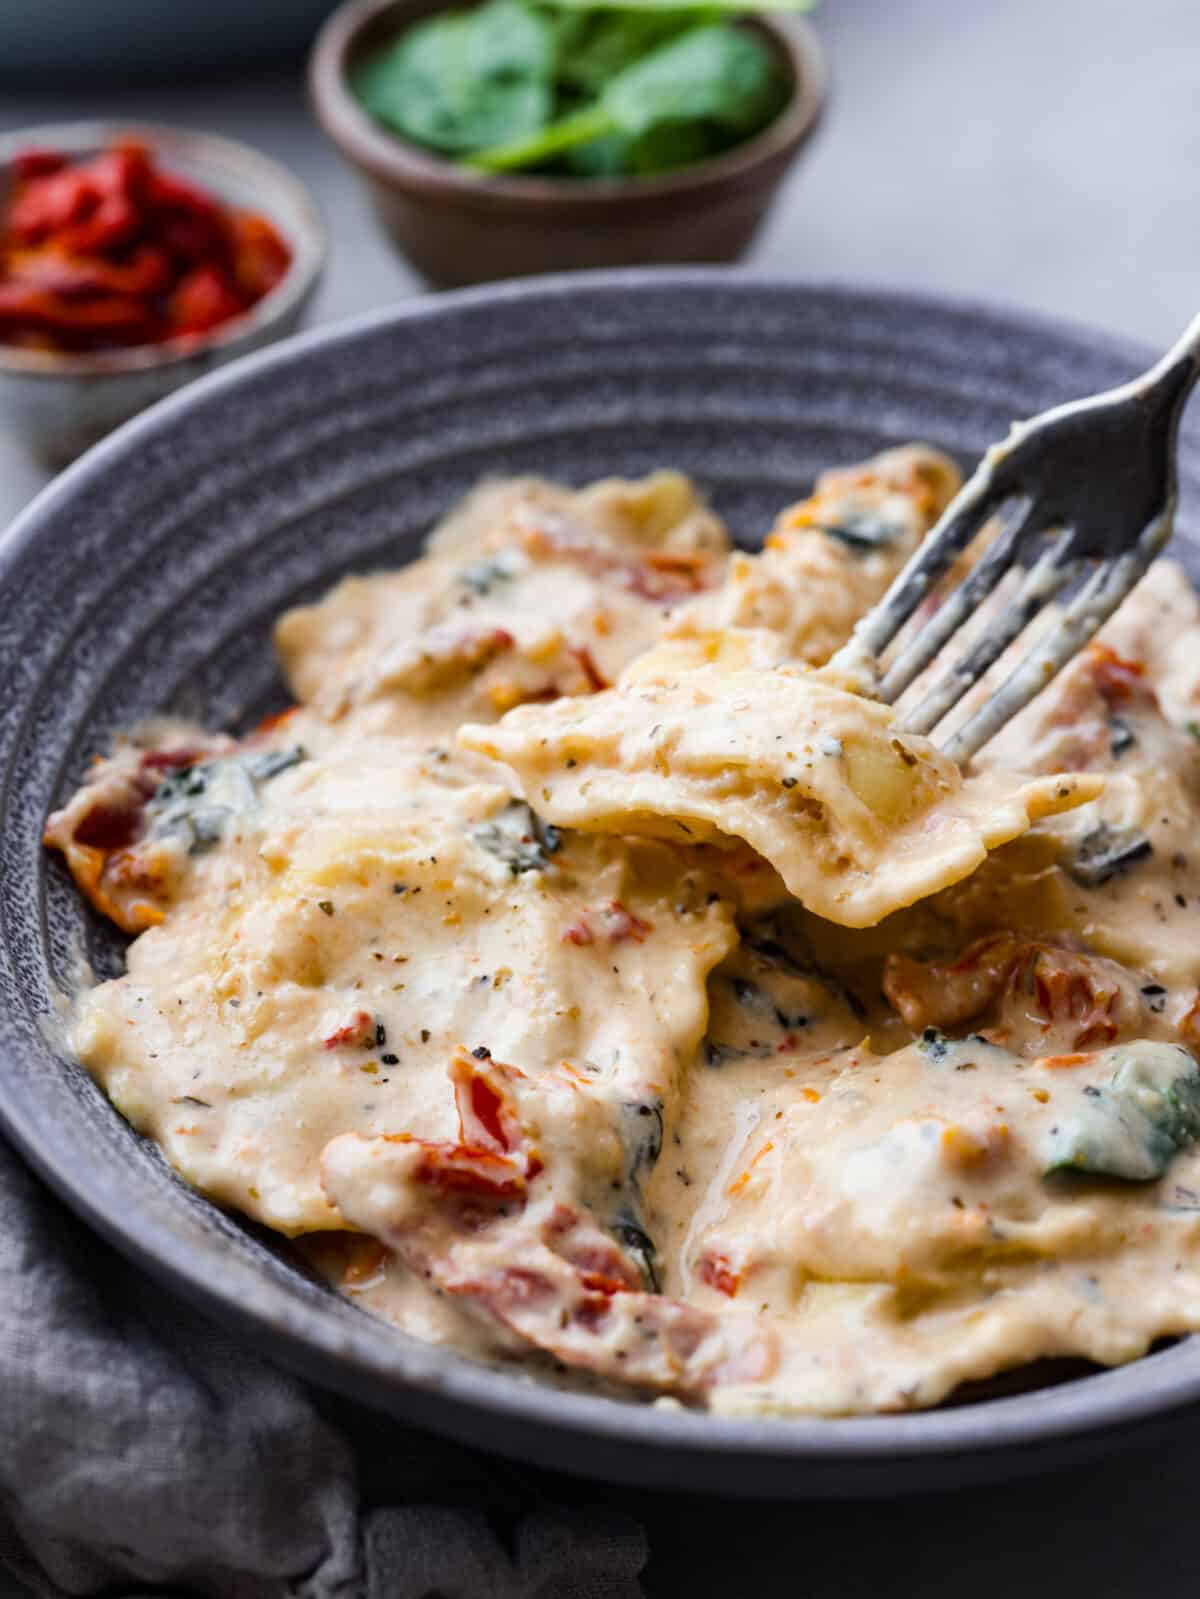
[318,900,335,916]
[381,1053,399,1066]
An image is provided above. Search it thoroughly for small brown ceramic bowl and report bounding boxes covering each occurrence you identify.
[309,0,826,288]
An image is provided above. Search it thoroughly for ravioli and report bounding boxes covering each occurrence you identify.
[666,1033,1200,1414]
[71,736,734,1233]
[47,448,1200,1419]
[460,652,1099,927]
[666,444,960,666]
[274,472,729,738]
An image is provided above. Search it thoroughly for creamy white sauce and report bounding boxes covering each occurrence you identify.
[47,448,1200,1415]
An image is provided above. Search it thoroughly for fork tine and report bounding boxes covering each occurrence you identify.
[878,497,1035,702]
[845,474,1002,659]
[944,514,1173,763]
[900,528,1078,736]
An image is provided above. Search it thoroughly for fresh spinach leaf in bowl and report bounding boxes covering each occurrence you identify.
[353,0,556,153]
[351,0,810,179]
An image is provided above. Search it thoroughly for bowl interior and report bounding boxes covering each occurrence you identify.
[0,121,325,375]
[4,274,1200,1496]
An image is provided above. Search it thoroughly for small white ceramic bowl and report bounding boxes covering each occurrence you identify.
[0,121,326,464]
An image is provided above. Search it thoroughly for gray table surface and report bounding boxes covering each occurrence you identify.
[2,1,1198,1593]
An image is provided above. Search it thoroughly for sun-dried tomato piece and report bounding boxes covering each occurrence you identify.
[1087,642,1158,712]
[0,140,292,353]
[323,1011,375,1050]
[696,1250,741,1298]
[885,935,1129,1049]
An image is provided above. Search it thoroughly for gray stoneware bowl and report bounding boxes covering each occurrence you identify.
[3,274,1200,1497]
[0,122,326,465]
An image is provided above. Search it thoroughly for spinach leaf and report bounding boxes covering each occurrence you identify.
[603,20,785,135]
[562,131,632,177]
[916,1028,1012,1070]
[1066,823,1153,888]
[620,1097,664,1179]
[353,0,554,154]
[626,119,723,174]
[544,0,814,11]
[471,799,562,874]
[554,7,697,99]
[612,1097,664,1290]
[469,21,786,173]
[564,120,718,177]
[1042,1042,1200,1182]
[1108,715,1137,758]
[457,548,525,596]
[611,1212,660,1291]
[147,745,306,857]
[815,508,907,553]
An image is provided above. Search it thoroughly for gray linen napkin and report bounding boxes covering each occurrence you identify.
[0,1137,647,1599]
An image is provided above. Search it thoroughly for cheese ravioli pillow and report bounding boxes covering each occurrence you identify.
[461,644,1099,929]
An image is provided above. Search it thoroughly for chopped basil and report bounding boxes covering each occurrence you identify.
[471,799,562,874]
[1042,1042,1200,1181]
[1066,823,1153,888]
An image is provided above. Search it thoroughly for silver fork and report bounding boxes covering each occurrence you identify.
[830,313,1200,763]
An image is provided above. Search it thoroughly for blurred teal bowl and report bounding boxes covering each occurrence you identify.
[0,1,341,81]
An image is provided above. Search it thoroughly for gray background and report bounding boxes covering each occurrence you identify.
[1,0,1197,1592]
